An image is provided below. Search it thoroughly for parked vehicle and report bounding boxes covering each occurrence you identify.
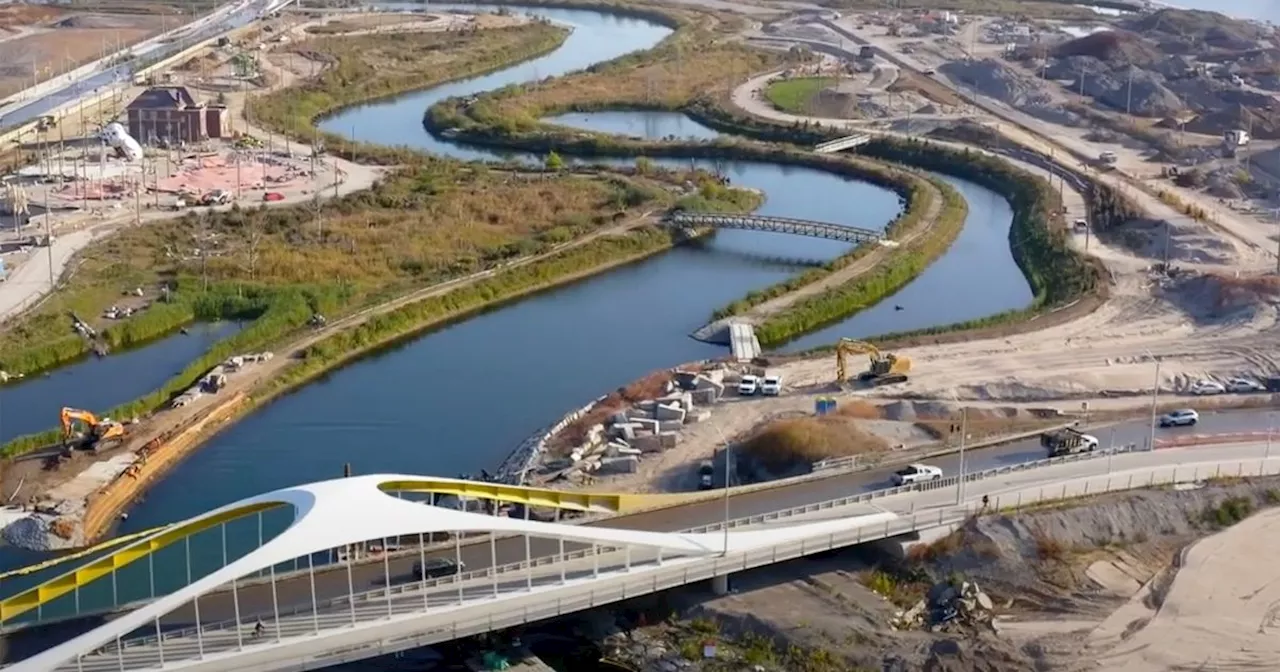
[1159,409,1199,427]
[738,375,759,396]
[1040,427,1099,457]
[698,460,715,490]
[1227,377,1264,393]
[1190,379,1225,395]
[891,463,943,486]
[760,375,782,396]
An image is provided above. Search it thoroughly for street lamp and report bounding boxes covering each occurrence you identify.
[1146,351,1161,452]
[710,423,732,557]
[955,407,968,506]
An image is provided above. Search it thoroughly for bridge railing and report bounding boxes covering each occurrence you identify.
[107,443,1145,651]
[102,452,1280,668]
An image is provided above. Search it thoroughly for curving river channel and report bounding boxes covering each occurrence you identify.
[1,5,1029,582]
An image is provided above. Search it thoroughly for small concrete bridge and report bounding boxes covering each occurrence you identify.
[665,212,882,244]
[815,133,873,153]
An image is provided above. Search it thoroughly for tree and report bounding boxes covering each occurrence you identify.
[545,151,564,172]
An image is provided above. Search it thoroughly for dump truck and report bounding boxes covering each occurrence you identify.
[1040,427,1099,457]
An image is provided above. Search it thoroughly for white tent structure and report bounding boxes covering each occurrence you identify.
[16,473,898,671]
[100,122,144,163]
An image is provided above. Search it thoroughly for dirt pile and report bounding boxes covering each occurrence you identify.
[1119,8,1271,53]
[909,478,1280,612]
[737,408,890,475]
[938,59,1075,124]
[1156,271,1280,324]
[1052,30,1162,67]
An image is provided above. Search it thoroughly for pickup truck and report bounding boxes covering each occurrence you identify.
[1040,427,1099,457]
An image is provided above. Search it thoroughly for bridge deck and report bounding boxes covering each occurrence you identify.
[665,212,881,245]
[728,322,761,362]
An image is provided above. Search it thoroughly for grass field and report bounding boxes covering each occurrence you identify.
[763,77,829,114]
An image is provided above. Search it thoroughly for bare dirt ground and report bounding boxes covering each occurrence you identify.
[573,479,1280,672]
[0,12,166,98]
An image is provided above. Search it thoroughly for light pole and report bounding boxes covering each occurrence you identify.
[955,407,968,506]
[1146,352,1161,452]
[1108,427,1116,473]
[1267,414,1274,460]
[710,423,732,556]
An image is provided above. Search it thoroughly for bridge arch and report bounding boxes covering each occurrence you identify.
[664,212,883,245]
[15,474,880,671]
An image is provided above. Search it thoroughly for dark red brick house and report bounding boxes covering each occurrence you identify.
[125,86,227,145]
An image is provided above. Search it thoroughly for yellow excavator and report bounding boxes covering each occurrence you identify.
[59,407,126,452]
[835,338,911,387]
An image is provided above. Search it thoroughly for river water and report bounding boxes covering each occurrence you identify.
[1,4,1030,600]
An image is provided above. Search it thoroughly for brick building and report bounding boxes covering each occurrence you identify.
[125,86,227,145]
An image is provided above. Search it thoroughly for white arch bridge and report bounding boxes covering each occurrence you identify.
[0,444,1270,672]
[664,212,885,245]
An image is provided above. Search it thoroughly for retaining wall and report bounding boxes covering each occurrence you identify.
[496,394,607,484]
[81,392,249,542]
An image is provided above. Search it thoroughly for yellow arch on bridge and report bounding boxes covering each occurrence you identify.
[0,524,172,583]
[0,502,281,625]
[381,479,719,514]
[0,478,722,626]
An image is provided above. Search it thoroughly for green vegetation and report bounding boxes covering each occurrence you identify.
[248,22,570,164]
[753,174,965,345]
[272,226,677,391]
[763,77,828,114]
[1200,496,1255,528]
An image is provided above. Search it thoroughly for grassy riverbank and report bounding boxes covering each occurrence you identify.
[249,21,570,165]
[0,165,762,459]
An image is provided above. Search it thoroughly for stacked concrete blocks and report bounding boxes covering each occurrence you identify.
[562,368,727,480]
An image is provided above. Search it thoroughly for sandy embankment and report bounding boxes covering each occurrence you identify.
[1090,505,1280,671]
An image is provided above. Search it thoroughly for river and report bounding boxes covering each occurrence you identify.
[1,4,1029,603]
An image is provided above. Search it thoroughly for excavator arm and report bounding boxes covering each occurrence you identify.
[60,407,100,441]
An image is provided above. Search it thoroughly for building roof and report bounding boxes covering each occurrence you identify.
[127,86,199,111]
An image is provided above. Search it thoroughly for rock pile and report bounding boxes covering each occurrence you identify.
[891,580,994,632]
[550,369,725,482]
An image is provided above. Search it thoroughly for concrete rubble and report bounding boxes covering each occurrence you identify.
[557,368,726,482]
[892,580,995,632]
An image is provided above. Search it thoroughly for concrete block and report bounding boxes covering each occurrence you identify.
[636,400,658,414]
[674,370,701,390]
[659,432,681,448]
[616,446,641,456]
[694,376,724,397]
[611,423,638,441]
[586,424,605,445]
[543,457,573,471]
[611,412,629,425]
[656,420,682,433]
[632,418,660,435]
[687,410,713,424]
[598,456,638,475]
[691,388,720,406]
[655,402,686,422]
[701,369,726,385]
[631,434,663,453]
[681,391,694,410]
[626,408,654,421]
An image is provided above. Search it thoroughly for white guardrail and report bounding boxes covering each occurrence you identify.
[89,449,1280,671]
[104,443,1183,653]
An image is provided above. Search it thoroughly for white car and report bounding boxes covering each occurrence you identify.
[760,375,782,396]
[1158,409,1199,427]
[1227,377,1264,393]
[1190,379,1226,396]
[737,375,759,396]
[891,463,943,486]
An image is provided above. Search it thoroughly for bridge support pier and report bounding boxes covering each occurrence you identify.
[710,574,729,596]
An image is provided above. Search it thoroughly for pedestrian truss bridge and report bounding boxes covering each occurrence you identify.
[663,212,885,245]
[5,448,1277,672]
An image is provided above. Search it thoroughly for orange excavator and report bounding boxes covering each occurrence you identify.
[59,407,126,452]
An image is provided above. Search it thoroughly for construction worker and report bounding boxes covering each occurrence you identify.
[981,494,990,511]
[253,618,265,639]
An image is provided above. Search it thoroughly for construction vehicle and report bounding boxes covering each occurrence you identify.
[1039,427,1098,457]
[59,407,126,452]
[835,338,911,387]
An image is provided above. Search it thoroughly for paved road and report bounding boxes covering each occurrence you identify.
[4,407,1276,661]
[1,0,283,129]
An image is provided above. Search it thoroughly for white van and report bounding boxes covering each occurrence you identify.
[738,375,760,396]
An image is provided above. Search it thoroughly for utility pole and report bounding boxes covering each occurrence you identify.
[955,407,968,505]
[1147,354,1161,452]
[1125,66,1134,117]
[44,189,53,291]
